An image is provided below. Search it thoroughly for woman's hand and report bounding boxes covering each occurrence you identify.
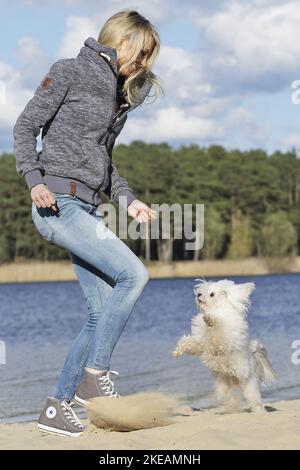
[31,184,58,211]
[127,199,157,223]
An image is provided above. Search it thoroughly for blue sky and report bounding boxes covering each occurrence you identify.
[1,0,299,155]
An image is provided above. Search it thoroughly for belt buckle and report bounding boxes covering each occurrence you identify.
[69,181,76,197]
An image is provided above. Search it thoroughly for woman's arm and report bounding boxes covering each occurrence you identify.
[103,101,157,222]
[103,161,137,208]
[13,58,74,190]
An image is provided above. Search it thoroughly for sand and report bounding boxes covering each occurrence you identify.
[86,392,179,432]
[0,399,300,450]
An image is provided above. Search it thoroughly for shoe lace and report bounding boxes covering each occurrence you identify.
[61,400,84,428]
[97,370,120,398]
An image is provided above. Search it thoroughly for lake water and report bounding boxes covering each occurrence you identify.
[0,273,300,423]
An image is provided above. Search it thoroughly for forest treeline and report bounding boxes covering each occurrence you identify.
[0,141,299,263]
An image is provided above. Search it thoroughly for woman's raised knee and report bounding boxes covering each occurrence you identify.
[119,261,149,287]
[136,264,149,286]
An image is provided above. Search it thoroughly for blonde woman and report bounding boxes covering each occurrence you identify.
[13,9,163,437]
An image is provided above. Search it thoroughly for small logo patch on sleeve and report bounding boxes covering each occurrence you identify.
[41,76,53,89]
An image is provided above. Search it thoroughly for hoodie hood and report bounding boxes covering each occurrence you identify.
[77,36,152,106]
[83,37,118,65]
[77,36,118,79]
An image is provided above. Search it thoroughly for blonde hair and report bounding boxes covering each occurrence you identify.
[98,9,164,106]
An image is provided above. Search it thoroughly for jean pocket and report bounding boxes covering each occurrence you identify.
[90,204,104,220]
[53,193,79,215]
[32,204,55,242]
[53,192,74,200]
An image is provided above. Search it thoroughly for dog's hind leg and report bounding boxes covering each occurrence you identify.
[241,375,265,412]
[215,375,240,412]
[215,377,230,406]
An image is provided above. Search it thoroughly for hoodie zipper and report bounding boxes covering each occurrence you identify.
[96,52,142,143]
[98,103,134,145]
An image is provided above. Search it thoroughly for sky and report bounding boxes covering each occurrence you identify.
[0,0,299,155]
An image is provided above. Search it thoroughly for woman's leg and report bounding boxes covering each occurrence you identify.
[51,252,114,401]
[32,195,149,398]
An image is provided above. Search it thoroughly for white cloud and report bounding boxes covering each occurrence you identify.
[191,0,300,95]
[0,0,79,5]
[0,36,51,148]
[2,1,299,154]
[18,36,43,63]
[5,0,228,23]
[56,16,99,58]
[120,106,224,143]
[153,45,212,107]
[0,61,33,138]
[16,36,52,87]
[224,106,270,147]
[0,35,52,152]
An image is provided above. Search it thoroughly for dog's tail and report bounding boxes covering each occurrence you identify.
[250,339,276,385]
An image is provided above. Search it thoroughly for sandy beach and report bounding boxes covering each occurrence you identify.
[1,399,299,450]
[1,257,300,283]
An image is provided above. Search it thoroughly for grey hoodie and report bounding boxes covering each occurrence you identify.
[13,37,152,207]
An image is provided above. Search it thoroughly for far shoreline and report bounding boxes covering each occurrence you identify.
[1,256,300,283]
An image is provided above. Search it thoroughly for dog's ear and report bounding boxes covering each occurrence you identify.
[193,277,207,294]
[223,282,255,314]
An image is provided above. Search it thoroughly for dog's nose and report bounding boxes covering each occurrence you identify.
[197,294,204,303]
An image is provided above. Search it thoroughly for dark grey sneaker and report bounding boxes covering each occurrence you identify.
[74,369,120,406]
[37,396,85,437]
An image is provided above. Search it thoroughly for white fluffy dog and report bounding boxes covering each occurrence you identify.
[172,278,276,412]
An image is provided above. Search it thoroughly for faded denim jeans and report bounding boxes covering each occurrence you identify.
[31,192,149,401]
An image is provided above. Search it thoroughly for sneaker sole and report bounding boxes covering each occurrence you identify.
[37,423,84,438]
[74,395,89,407]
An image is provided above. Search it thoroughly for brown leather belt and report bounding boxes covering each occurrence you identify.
[69,181,77,197]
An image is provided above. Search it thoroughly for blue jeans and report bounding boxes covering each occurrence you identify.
[31,192,149,401]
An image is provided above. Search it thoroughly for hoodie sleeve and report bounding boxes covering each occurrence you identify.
[103,161,137,209]
[13,59,73,190]
[103,114,137,208]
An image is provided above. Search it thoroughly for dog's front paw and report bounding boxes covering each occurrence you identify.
[172,335,190,358]
[172,349,183,358]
